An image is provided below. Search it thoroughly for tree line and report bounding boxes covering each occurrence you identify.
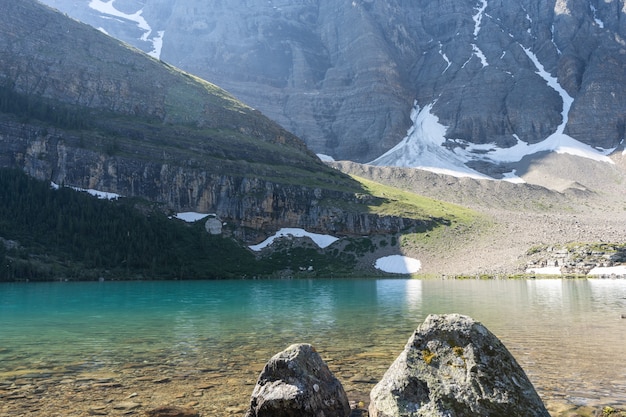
[0,169,359,281]
[0,169,260,281]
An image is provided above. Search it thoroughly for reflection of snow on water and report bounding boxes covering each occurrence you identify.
[526,279,563,309]
[404,279,423,315]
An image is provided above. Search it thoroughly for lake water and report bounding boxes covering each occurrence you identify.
[1,278,625,413]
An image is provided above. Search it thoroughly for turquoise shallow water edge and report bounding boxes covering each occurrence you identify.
[1,278,625,409]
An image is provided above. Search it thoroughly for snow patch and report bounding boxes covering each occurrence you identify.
[472,0,488,37]
[550,24,562,54]
[80,188,121,200]
[457,132,614,165]
[522,46,572,133]
[89,0,164,59]
[317,153,335,162]
[368,103,493,179]
[89,0,150,30]
[249,228,339,251]
[470,0,489,66]
[174,212,211,222]
[588,266,626,276]
[368,46,616,179]
[369,96,614,178]
[51,182,122,200]
[472,43,488,67]
[521,46,614,164]
[502,170,525,183]
[374,255,422,274]
[590,3,605,28]
[149,30,165,59]
[438,42,452,73]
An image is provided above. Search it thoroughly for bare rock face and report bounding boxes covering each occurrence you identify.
[369,314,550,417]
[39,0,626,171]
[246,343,351,417]
[2,1,439,241]
[0,119,429,240]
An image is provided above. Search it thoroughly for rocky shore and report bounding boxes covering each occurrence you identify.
[2,315,624,417]
[331,155,626,278]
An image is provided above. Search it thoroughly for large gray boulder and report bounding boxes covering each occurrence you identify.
[245,343,351,417]
[369,314,550,417]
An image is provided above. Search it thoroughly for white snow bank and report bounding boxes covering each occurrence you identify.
[174,212,211,223]
[368,46,615,179]
[89,0,164,59]
[588,266,626,276]
[369,103,492,180]
[89,0,150,31]
[249,228,339,251]
[51,182,121,200]
[317,154,335,162]
[374,255,422,274]
[81,188,121,200]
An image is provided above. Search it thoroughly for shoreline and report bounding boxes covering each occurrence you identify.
[1,360,624,417]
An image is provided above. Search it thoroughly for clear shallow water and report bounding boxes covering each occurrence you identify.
[1,278,625,409]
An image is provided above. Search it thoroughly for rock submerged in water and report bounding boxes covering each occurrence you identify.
[245,343,351,417]
[145,406,199,417]
[369,314,550,417]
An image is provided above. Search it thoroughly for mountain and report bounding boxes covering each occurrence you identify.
[4,1,626,280]
[1,0,435,245]
[39,0,626,178]
[2,0,483,261]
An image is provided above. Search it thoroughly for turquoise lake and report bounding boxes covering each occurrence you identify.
[1,278,625,412]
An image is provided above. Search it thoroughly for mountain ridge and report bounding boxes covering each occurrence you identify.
[1,0,478,261]
[39,0,626,175]
[2,0,626,280]
[0,0,360,241]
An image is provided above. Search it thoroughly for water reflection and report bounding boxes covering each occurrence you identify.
[403,279,422,316]
[527,279,563,310]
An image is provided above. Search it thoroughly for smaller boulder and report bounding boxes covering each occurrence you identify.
[369,314,550,417]
[245,343,351,417]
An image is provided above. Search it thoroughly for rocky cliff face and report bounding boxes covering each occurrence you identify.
[41,0,626,173]
[1,117,425,241]
[2,1,435,241]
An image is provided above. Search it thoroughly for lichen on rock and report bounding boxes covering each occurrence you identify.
[369,313,550,417]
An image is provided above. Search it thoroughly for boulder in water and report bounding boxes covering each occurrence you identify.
[245,343,351,417]
[369,314,550,417]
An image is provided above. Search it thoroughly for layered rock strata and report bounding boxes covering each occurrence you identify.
[41,0,626,168]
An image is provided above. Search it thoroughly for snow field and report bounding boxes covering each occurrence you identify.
[89,0,164,59]
[374,255,422,274]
